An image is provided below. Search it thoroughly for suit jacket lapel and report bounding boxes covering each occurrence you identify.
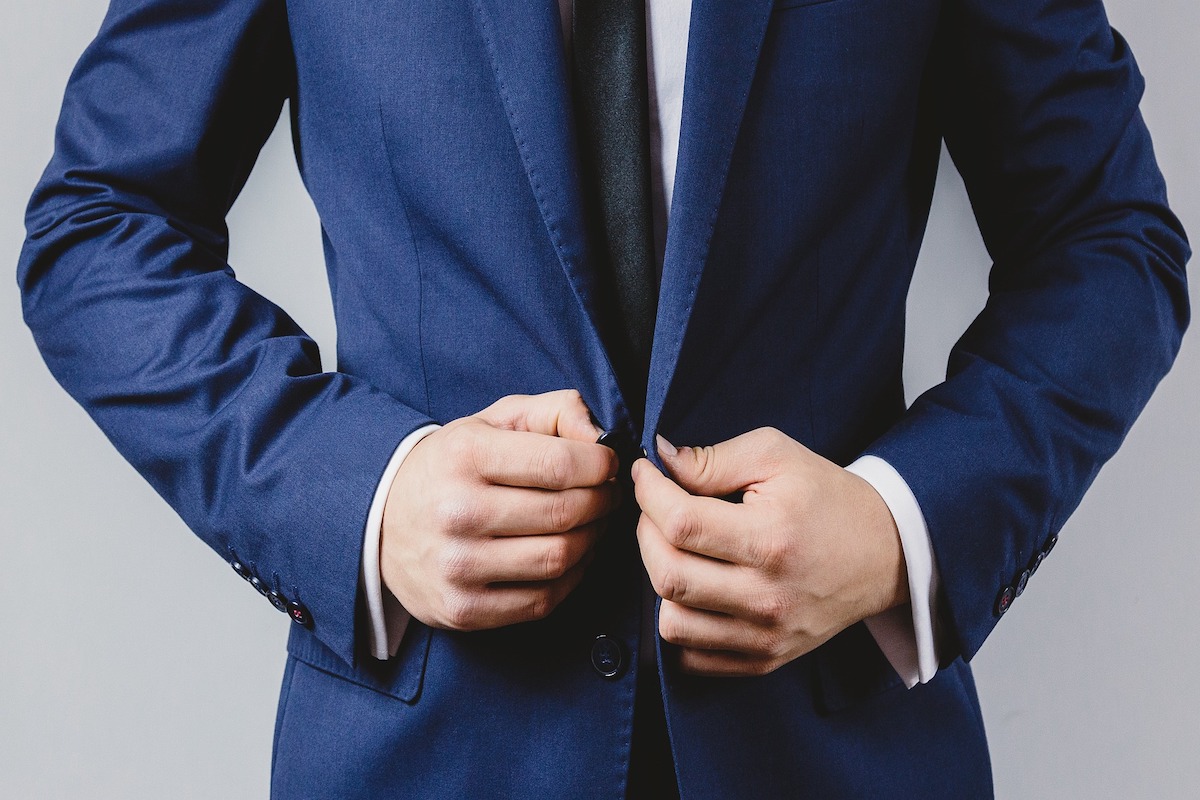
[472,0,643,427]
[472,0,776,437]
[644,0,775,445]
[471,0,585,276]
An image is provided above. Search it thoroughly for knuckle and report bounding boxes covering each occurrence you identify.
[490,394,525,418]
[432,490,479,534]
[442,592,477,630]
[481,396,508,416]
[751,629,783,660]
[693,445,719,484]
[547,491,576,533]
[442,425,478,468]
[656,564,687,603]
[527,589,555,621]
[753,592,786,626]
[658,615,681,644]
[662,504,695,548]
[436,541,475,585]
[752,426,786,465]
[759,536,789,568]
[562,388,585,409]
[541,538,571,579]
[757,426,784,446]
[535,444,571,488]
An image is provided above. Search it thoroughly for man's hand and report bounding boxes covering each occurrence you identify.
[632,428,908,677]
[381,390,619,631]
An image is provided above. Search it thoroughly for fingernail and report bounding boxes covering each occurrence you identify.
[630,459,641,480]
[656,434,677,457]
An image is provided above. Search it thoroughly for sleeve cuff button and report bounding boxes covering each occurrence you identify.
[287,600,313,628]
[995,585,1015,616]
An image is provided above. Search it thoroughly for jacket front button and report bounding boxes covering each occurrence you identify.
[597,430,639,484]
[591,634,625,679]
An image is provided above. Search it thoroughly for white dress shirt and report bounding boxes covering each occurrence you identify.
[361,0,943,689]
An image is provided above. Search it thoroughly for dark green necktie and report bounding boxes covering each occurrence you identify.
[572,0,658,423]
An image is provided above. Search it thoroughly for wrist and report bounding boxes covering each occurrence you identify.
[847,470,909,617]
[365,422,441,658]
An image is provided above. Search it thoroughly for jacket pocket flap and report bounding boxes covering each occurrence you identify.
[286,622,433,704]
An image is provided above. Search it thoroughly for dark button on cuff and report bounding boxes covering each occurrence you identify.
[590,634,625,679]
[230,559,252,582]
[286,600,312,628]
[995,585,1015,616]
[1014,569,1031,597]
[268,589,290,613]
[249,575,270,597]
[1030,551,1045,575]
[1044,532,1059,555]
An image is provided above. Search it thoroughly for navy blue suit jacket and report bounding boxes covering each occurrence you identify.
[19,0,1189,797]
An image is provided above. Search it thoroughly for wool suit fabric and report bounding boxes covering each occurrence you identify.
[18,0,1189,797]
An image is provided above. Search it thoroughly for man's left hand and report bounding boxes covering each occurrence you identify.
[632,428,909,677]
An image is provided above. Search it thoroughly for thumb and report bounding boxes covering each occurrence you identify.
[656,431,773,498]
[477,389,604,443]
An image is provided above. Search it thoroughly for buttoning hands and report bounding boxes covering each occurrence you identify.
[381,390,619,631]
[633,428,908,677]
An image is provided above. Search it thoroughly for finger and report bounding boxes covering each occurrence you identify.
[474,525,601,583]
[637,513,750,614]
[676,648,780,678]
[468,483,619,536]
[655,428,786,498]
[657,599,765,653]
[632,459,763,565]
[473,427,618,489]
[476,389,604,443]
[441,561,588,631]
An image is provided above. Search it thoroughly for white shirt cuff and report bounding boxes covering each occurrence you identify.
[846,455,942,689]
[362,423,441,660]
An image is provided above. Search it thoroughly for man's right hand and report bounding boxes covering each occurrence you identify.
[380,390,620,631]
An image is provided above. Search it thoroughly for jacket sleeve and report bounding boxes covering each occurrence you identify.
[865,0,1190,660]
[17,0,435,668]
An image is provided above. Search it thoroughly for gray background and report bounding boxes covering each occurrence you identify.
[1,1,1196,797]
